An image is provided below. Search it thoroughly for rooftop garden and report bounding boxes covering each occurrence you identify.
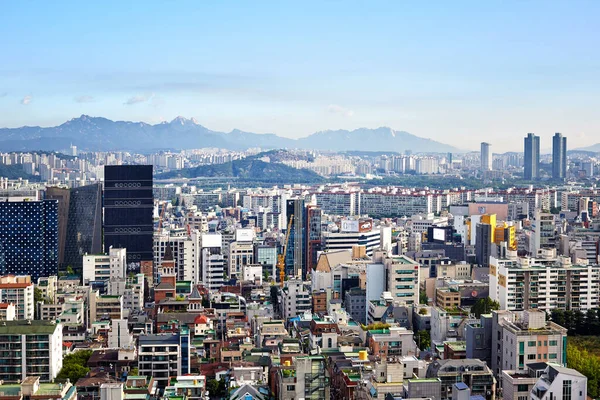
[360,322,390,332]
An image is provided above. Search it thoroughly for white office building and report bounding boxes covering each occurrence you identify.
[154,231,201,282]
[83,247,126,285]
[322,228,381,256]
[108,319,134,349]
[383,254,420,305]
[280,279,312,320]
[201,233,225,291]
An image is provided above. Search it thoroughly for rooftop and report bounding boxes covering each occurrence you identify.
[139,333,181,345]
[0,320,59,335]
[445,341,467,351]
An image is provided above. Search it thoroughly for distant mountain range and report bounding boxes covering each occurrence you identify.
[574,143,600,153]
[0,115,461,153]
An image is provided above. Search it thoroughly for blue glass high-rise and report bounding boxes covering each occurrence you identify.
[524,133,540,180]
[0,200,58,280]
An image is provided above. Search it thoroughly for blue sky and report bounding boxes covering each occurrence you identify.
[1,1,599,151]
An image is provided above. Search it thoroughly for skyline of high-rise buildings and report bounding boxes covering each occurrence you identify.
[522,132,569,181]
[552,132,567,180]
[524,133,540,180]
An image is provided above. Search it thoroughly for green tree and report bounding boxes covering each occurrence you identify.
[66,265,75,276]
[57,350,93,383]
[34,287,45,304]
[567,339,600,398]
[564,310,575,333]
[471,297,500,318]
[419,290,428,305]
[129,367,139,375]
[551,309,565,327]
[206,378,227,397]
[206,379,218,395]
[573,310,586,335]
[416,330,431,351]
[549,206,561,215]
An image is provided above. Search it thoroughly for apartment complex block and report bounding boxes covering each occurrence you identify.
[0,320,63,382]
[490,251,600,312]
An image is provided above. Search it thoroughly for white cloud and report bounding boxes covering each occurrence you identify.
[21,95,32,105]
[124,93,154,105]
[327,104,354,117]
[75,95,95,103]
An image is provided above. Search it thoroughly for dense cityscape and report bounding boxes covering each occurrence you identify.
[0,129,598,400]
[3,2,600,400]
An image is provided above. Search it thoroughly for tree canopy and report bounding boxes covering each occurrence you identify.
[471,297,500,318]
[416,330,431,351]
[57,350,93,383]
[568,338,600,398]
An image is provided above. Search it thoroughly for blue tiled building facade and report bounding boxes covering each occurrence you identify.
[0,199,59,280]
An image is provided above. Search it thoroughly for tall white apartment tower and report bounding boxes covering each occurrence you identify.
[481,142,492,171]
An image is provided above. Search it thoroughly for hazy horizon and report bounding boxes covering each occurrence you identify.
[1,1,599,152]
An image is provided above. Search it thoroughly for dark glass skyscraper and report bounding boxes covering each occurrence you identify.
[475,223,492,268]
[524,133,540,180]
[285,199,322,279]
[305,204,322,274]
[0,200,58,280]
[552,132,567,180]
[104,165,154,264]
[46,184,103,273]
[285,199,306,278]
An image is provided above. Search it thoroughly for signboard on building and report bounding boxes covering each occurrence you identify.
[341,219,359,233]
[235,228,255,242]
[358,218,373,232]
[341,218,373,233]
[433,228,446,242]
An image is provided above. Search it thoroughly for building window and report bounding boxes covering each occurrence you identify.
[562,379,572,400]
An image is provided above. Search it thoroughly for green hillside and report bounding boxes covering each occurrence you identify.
[156,158,324,183]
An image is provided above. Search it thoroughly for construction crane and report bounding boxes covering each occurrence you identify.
[278,214,293,287]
